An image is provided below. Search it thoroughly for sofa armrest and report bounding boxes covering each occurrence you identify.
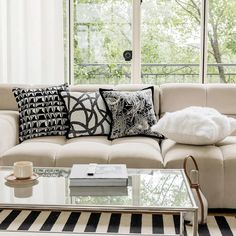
[0,111,19,158]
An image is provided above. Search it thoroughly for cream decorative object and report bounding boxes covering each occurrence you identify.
[13,161,33,179]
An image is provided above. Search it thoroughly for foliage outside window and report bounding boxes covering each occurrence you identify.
[73,0,131,84]
[207,0,236,83]
[69,0,236,84]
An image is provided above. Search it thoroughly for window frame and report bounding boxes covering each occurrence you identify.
[200,0,208,83]
[67,0,211,84]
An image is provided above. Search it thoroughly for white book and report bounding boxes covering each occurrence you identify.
[69,164,128,187]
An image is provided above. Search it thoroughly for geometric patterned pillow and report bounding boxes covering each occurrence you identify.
[12,84,69,142]
[60,91,111,138]
[99,87,163,140]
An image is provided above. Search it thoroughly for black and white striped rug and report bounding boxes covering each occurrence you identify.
[0,209,235,235]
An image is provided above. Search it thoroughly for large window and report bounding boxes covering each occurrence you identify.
[66,0,236,84]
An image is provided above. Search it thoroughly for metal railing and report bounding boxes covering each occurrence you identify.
[74,63,236,84]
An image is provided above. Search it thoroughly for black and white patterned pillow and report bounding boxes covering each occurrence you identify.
[99,87,163,140]
[60,91,110,138]
[12,84,69,142]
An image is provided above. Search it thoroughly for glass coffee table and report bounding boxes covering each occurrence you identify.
[0,167,198,236]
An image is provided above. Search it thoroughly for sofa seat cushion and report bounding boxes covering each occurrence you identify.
[161,139,224,208]
[109,137,163,168]
[1,136,66,167]
[214,135,236,207]
[56,136,110,167]
[216,136,236,146]
[1,135,163,169]
[215,137,236,208]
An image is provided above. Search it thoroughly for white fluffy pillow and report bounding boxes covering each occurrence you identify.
[152,106,236,145]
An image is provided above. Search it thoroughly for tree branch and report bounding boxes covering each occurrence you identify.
[190,0,201,18]
[175,0,200,24]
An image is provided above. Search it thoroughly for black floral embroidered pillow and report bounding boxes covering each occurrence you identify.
[99,87,163,140]
[12,84,69,142]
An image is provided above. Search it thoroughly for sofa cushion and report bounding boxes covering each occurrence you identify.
[1,135,162,168]
[1,136,66,167]
[0,84,22,111]
[0,111,19,160]
[109,137,163,168]
[206,84,236,115]
[215,136,236,208]
[56,136,111,167]
[60,91,110,138]
[115,84,160,115]
[217,143,236,208]
[69,84,160,116]
[216,136,236,146]
[12,84,69,142]
[0,83,160,115]
[100,87,162,140]
[153,106,236,145]
[161,139,224,208]
[160,84,206,116]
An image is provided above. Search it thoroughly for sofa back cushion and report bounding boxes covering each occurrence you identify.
[160,83,236,117]
[2,83,236,118]
[70,84,160,115]
[206,84,236,115]
[0,84,66,111]
[0,84,25,111]
[0,83,160,118]
[160,83,236,136]
[160,83,207,115]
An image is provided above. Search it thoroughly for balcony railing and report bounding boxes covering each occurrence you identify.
[74,63,236,84]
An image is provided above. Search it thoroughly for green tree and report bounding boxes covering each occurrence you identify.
[72,0,236,84]
[174,0,236,83]
[73,0,131,84]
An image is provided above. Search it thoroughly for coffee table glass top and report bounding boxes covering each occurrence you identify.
[0,167,195,210]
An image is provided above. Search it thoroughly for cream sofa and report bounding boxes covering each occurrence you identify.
[1,83,236,209]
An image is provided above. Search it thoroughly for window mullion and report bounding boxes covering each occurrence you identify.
[200,0,208,83]
[69,0,74,85]
[131,0,141,84]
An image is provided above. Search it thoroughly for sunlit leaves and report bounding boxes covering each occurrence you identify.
[72,0,236,84]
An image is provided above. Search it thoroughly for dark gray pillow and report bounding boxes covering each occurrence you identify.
[99,87,163,140]
[60,91,110,138]
[12,84,69,142]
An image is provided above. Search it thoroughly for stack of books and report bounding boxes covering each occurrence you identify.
[69,164,128,187]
